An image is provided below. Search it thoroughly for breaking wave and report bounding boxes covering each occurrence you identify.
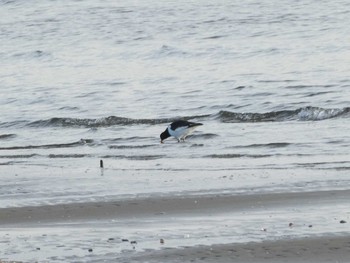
[217,106,350,123]
[26,115,208,128]
[0,107,348,129]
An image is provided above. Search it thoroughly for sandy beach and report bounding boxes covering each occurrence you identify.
[125,235,350,263]
[1,189,350,262]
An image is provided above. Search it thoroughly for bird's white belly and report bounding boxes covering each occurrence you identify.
[169,126,196,140]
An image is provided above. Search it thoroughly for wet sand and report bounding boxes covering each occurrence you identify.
[1,189,349,225]
[126,235,350,263]
[1,189,350,262]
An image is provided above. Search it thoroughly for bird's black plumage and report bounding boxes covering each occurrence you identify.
[170,120,202,130]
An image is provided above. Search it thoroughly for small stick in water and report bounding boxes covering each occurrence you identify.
[100,160,104,168]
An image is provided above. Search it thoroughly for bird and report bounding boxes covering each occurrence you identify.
[160,120,203,143]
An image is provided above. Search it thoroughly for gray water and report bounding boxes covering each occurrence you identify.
[1,0,350,211]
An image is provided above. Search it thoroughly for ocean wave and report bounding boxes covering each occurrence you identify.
[217,106,350,123]
[206,154,272,158]
[108,144,154,149]
[102,155,163,160]
[297,107,348,121]
[1,107,347,130]
[0,120,29,128]
[236,142,292,149]
[0,139,93,151]
[0,154,38,158]
[26,115,208,128]
[48,154,91,158]
[26,116,167,128]
[0,134,16,140]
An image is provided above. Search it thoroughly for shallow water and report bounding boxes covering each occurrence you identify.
[1,0,350,261]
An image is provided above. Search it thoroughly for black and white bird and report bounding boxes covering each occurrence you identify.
[160,120,203,143]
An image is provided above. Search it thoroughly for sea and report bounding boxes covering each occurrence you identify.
[1,0,350,261]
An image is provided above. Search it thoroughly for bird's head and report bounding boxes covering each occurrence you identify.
[160,129,170,143]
